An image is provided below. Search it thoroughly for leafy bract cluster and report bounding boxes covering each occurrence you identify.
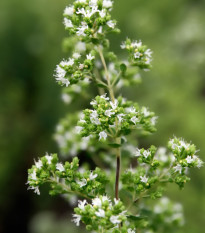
[27,0,203,233]
[78,94,157,141]
[27,153,108,198]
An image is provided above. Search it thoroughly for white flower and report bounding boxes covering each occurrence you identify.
[114,198,119,205]
[151,116,158,125]
[102,196,110,202]
[76,6,98,18]
[103,0,113,8]
[145,48,152,58]
[110,215,121,224]
[127,107,137,114]
[120,42,126,49]
[110,100,118,109]
[173,164,182,174]
[72,214,81,226]
[76,22,88,36]
[92,197,102,207]
[140,175,148,183]
[56,163,65,172]
[63,18,73,28]
[35,159,42,169]
[89,172,98,180]
[78,200,87,210]
[142,107,150,117]
[131,116,139,125]
[99,9,106,18]
[132,40,142,48]
[64,6,74,16]
[61,78,70,87]
[77,178,87,187]
[90,99,97,105]
[90,110,101,125]
[117,113,125,122]
[55,65,66,79]
[135,148,141,157]
[73,53,81,59]
[105,109,115,117]
[128,229,135,233]
[31,170,37,180]
[95,209,105,217]
[28,186,40,195]
[86,53,95,60]
[99,131,107,140]
[143,150,150,159]
[107,20,116,29]
[89,0,98,7]
[101,94,110,100]
[186,156,194,164]
[45,154,52,164]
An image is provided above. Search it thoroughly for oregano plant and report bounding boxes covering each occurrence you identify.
[27,1,203,232]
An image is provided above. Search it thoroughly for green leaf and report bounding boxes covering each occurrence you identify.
[120,63,127,72]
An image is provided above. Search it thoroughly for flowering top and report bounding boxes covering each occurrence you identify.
[27,153,108,197]
[54,51,96,87]
[73,196,131,232]
[77,94,157,141]
[121,38,152,70]
[63,0,119,44]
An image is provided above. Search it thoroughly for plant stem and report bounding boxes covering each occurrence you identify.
[98,46,121,200]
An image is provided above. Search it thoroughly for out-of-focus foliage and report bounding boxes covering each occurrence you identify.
[0,0,204,233]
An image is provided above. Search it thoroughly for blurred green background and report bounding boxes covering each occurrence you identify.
[0,0,204,232]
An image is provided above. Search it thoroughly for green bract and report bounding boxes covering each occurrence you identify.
[27,0,203,232]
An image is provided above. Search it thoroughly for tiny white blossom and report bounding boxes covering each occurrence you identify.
[72,214,81,226]
[110,100,118,109]
[86,53,95,60]
[128,229,135,233]
[61,93,71,104]
[45,154,53,164]
[107,20,116,29]
[63,18,73,28]
[143,150,150,159]
[95,209,105,217]
[135,148,141,157]
[131,116,139,125]
[77,178,87,187]
[110,215,121,224]
[35,159,42,169]
[103,0,113,8]
[99,9,106,18]
[120,42,126,49]
[132,40,142,48]
[92,197,102,207]
[105,109,115,117]
[114,198,119,205]
[64,6,74,16]
[101,94,110,100]
[186,156,194,164]
[90,110,101,125]
[56,163,65,172]
[28,186,40,195]
[76,22,88,36]
[55,65,66,79]
[173,164,182,174]
[151,116,158,125]
[142,107,150,117]
[89,172,98,180]
[117,113,125,122]
[78,200,87,210]
[75,41,86,52]
[140,175,148,183]
[145,48,152,58]
[89,0,98,7]
[31,170,37,180]
[73,53,81,59]
[99,131,107,140]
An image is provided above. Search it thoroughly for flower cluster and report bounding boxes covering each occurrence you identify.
[73,196,131,232]
[77,94,157,141]
[63,0,119,44]
[168,137,203,173]
[121,38,152,70]
[27,153,108,197]
[54,51,96,87]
